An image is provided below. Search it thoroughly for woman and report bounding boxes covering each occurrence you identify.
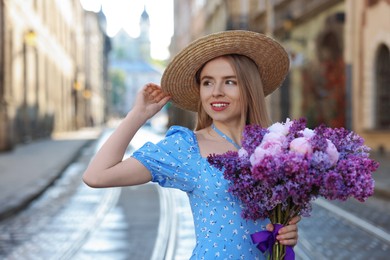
[83,30,299,259]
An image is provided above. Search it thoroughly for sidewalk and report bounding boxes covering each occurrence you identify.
[0,127,389,221]
[371,152,390,199]
[0,128,101,220]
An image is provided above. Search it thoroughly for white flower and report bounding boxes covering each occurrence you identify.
[238,148,248,158]
[301,128,315,138]
[326,139,339,166]
[268,118,293,136]
[290,137,313,155]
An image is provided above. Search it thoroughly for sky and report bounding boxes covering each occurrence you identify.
[80,0,174,60]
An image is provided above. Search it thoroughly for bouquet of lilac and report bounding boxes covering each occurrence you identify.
[207,118,379,260]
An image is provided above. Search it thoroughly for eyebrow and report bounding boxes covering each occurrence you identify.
[200,75,237,81]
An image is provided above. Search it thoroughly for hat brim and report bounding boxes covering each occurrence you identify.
[161,30,290,112]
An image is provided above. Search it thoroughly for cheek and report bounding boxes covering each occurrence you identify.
[227,88,241,102]
[199,89,208,110]
[199,87,211,101]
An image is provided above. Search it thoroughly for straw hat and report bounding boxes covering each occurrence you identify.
[161,30,290,112]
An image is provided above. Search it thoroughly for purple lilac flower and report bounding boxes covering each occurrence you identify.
[286,118,306,140]
[311,151,334,171]
[323,127,371,158]
[207,118,379,222]
[310,125,329,152]
[241,124,268,155]
[207,151,239,172]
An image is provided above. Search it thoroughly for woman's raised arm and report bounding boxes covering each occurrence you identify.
[82,83,170,188]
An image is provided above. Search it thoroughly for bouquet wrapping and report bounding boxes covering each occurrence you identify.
[207,118,379,260]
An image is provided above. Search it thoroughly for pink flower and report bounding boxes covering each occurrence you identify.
[262,132,286,144]
[326,139,339,166]
[250,147,268,165]
[289,137,313,155]
[250,133,285,165]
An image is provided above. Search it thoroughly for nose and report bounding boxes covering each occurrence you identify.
[212,82,225,97]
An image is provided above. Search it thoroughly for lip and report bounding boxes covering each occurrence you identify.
[210,102,229,111]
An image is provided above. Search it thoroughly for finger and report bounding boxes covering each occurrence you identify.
[144,88,166,103]
[277,229,298,239]
[288,215,301,225]
[144,83,161,95]
[147,84,167,98]
[279,237,298,246]
[277,224,299,246]
[145,82,161,89]
[155,91,170,101]
[157,95,171,106]
[277,229,298,245]
[145,86,159,96]
[279,223,298,234]
[266,223,274,232]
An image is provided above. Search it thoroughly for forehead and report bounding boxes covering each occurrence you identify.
[200,56,235,76]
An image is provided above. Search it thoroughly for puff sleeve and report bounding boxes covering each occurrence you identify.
[131,126,200,192]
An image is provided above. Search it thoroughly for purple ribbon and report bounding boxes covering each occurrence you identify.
[251,224,295,260]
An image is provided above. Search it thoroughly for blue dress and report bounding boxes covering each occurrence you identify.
[132,126,269,260]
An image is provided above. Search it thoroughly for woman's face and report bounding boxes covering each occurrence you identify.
[199,56,242,125]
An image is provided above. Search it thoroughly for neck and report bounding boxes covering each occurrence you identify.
[211,123,242,149]
[212,121,243,136]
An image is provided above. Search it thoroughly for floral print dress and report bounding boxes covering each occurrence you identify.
[132,126,269,259]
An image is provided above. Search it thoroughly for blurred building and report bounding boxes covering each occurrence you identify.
[345,0,390,151]
[83,10,111,127]
[0,0,111,151]
[171,0,390,151]
[110,8,162,116]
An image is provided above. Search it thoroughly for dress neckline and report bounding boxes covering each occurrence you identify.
[211,124,241,150]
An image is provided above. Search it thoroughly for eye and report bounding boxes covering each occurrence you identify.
[225,79,237,85]
[201,80,213,87]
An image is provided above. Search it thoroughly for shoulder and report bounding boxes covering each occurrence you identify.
[165,125,196,142]
[158,125,201,155]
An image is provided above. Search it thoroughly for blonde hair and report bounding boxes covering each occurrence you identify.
[195,54,271,131]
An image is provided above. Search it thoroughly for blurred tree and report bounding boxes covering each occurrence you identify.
[109,69,126,115]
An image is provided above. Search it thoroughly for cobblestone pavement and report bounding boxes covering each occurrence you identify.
[74,184,161,260]
[297,197,390,260]
[73,187,198,260]
[0,127,174,260]
[329,196,390,234]
[171,190,196,260]
[0,142,120,260]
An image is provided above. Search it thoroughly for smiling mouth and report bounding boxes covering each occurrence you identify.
[211,102,229,108]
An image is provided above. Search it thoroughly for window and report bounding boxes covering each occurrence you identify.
[375,44,390,129]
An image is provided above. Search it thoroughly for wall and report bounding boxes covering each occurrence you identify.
[0,0,109,150]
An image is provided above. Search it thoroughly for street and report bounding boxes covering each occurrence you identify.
[0,127,389,260]
[1,1,389,259]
